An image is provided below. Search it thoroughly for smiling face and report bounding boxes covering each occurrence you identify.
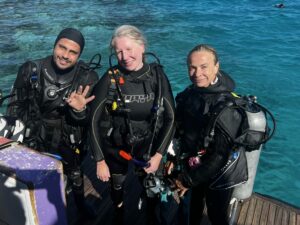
[53,38,80,70]
[188,50,219,87]
[113,36,145,71]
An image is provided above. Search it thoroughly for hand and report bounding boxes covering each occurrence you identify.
[165,161,174,175]
[66,85,95,111]
[96,160,111,182]
[174,179,189,197]
[144,152,162,174]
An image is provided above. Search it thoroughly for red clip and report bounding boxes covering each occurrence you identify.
[119,76,125,85]
[198,149,206,156]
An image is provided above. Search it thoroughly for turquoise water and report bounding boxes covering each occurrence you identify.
[1,0,299,207]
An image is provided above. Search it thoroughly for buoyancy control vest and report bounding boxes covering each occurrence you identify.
[205,93,275,190]
[99,58,164,160]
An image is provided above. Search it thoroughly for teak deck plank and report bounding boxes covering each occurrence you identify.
[296,214,300,225]
[253,197,263,225]
[289,211,296,225]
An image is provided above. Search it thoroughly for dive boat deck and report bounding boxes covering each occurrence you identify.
[69,154,300,225]
[234,193,300,225]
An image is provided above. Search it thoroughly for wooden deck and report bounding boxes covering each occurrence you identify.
[233,193,300,225]
[68,154,300,225]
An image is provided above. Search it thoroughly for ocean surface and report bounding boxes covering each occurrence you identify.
[0,0,299,207]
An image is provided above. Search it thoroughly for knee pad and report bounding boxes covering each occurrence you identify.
[111,174,126,206]
[69,168,83,188]
[111,174,126,190]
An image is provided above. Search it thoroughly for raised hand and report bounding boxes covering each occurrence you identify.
[66,85,95,111]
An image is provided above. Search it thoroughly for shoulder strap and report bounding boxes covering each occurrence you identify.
[29,59,42,89]
[105,67,122,107]
[203,93,238,148]
[26,60,44,121]
[149,62,162,113]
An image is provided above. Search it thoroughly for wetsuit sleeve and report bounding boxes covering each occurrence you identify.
[174,87,191,139]
[89,73,110,161]
[6,61,35,121]
[154,69,175,155]
[167,88,190,160]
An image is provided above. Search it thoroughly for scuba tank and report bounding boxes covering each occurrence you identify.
[228,95,276,225]
[232,97,268,200]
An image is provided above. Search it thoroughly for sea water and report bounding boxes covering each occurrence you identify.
[0,0,299,207]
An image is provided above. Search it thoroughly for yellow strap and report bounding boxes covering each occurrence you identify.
[231,92,240,98]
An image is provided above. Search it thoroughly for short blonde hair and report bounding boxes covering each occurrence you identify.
[110,25,147,51]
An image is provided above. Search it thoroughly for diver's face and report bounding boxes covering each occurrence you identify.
[53,38,80,70]
[114,36,145,71]
[188,51,219,87]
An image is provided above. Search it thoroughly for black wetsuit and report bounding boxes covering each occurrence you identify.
[90,62,175,225]
[175,71,243,225]
[7,55,99,213]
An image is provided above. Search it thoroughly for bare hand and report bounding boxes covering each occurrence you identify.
[66,85,95,111]
[175,179,189,197]
[144,152,162,174]
[165,161,174,175]
[96,160,111,182]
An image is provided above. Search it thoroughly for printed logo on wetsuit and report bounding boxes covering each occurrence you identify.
[124,93,155,103]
